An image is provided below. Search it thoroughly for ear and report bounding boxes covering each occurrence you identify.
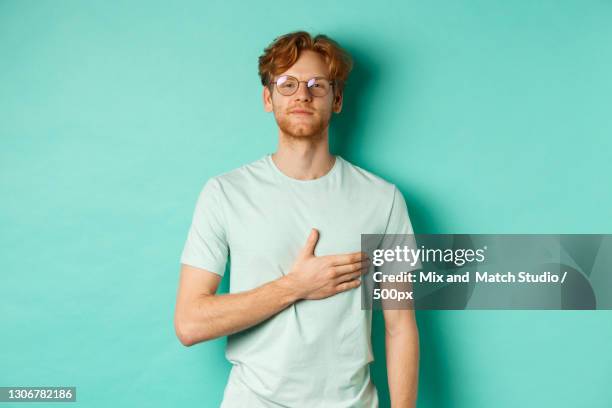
[263,86,273,112]
[332,90,343,114]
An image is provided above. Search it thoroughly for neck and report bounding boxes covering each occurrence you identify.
[272,129,335,180]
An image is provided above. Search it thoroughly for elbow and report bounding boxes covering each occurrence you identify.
[174,318,195,347]
[175,313,212,347]
[384,309,420,338]
[174,316,217,346]
[386,322,419,339]
[174,296,219,346]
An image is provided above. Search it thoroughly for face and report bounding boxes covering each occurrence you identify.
[263,50,343,140]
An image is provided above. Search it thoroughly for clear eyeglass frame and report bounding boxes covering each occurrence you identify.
[270,75,335,97]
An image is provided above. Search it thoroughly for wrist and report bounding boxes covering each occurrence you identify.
[276,274,304,304]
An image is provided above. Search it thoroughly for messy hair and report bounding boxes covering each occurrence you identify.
[258,31,353,95]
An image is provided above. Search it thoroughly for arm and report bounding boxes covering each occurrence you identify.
[383,282,420,408]
[174,228,368,347]
[379,185,420,406]
[174,263,300,346]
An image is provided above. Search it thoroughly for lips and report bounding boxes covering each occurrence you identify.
[289,109,314,115]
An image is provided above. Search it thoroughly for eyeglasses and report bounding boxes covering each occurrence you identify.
[270,75,334,97]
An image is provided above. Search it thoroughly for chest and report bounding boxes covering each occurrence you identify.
[222,185,389,290]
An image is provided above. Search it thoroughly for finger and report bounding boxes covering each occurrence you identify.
[299,228,319,257]
[335,269,364,284]
[329,251,369,267]
[332,259,370,275]
[335,279,361,293]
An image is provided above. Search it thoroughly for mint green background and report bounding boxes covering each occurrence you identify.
[1,1,611,407]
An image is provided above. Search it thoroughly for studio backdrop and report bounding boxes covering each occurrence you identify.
[1,1,611,407]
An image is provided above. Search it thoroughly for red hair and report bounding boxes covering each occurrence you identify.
[258,31,353,95]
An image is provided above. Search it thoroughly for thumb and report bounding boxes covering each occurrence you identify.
[300,228,319,258]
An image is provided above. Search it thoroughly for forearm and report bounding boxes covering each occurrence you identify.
[180,275,300,345]
[386,329,419,408]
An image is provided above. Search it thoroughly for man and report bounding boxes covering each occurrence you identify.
[175,31,419,408]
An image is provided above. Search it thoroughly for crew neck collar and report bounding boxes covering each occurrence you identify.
[266,153,341,183]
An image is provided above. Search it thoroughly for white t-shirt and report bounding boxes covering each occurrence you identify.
[180,153,417,408]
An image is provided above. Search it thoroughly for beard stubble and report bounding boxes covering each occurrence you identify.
[275,110,331,142]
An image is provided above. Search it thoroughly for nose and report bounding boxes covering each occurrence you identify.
[294,81,313,102]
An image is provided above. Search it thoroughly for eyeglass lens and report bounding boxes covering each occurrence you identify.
[275,75,332,97]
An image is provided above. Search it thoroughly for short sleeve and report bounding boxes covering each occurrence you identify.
[384,185,416,236]
[380,185,422,273]
[179,178,229,276]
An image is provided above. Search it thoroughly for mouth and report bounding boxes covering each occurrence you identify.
[289,109,314,115]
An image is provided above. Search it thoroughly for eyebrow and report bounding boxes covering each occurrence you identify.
[277,74,329,80]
